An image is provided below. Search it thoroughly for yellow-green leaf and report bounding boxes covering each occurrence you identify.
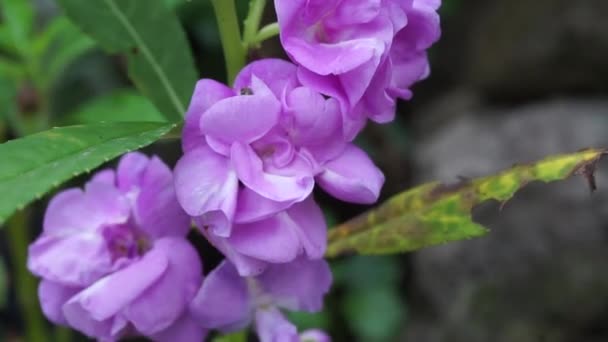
[326,149,605,257]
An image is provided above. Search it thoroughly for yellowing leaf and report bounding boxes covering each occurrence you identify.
[326,149,605,257]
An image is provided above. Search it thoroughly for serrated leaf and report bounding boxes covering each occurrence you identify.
[0,122,173,224]
[64,89,166,124]
[57,0,197,122]
[326,149,606,257]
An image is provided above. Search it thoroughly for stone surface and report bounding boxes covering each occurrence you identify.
[407,97,608,342]
[463,0,608,100]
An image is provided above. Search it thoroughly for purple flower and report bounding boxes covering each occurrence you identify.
[175,59,384,271]
[201,195,328,276]
[190,257,332,342]
[275,0,441,138]
[28,153,206,341]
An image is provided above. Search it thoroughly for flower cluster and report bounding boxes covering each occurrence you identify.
[27,1,440,341]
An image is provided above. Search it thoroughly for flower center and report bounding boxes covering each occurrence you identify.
[103,224,151,262]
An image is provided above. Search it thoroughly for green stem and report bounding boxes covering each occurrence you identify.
[55,326,72,342]
[210,0,246,84]
[243,0,267,46]
[252,22,279,46]
[6,210,47,342]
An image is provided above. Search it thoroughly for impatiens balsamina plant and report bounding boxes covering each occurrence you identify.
[0,0,604,341]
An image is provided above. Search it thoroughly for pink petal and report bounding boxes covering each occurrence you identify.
[183,79,235,152]
[258,258,332,312]
[135,157,190,239]
[231,142,314,203]
[234,59,299,99]
[116,152,149,192]
[229,213,301,264]
[151,313,208,342]
[38,280,80,325]
[200,88,280,144]
[28,232,113,287]
[317,144,384,203]
[63,246,168,324]
[234,187,293,224]
[202,229,268,276]
[284,196,327,259]
[174,147,238,237]
[190,260,252,331]
[124,238,202,335]
[254,307,299,342]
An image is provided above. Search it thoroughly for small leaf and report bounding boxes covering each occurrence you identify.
[0,0,35,56]
[0,122,174,224]
[64,89,166,124]
[326,149,606,257]
[33,16,95,86]
[57,0,198,122]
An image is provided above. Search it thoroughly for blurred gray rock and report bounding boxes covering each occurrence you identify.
[463,0,608,99]
[407,97,608,342]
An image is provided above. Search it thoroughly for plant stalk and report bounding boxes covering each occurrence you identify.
[210,0,247,84]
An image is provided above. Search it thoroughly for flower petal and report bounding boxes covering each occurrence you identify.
[43,184,127,234]
[124,238,202,335]
[135,157,190,239]
[28,232,113,287]
[234,187,293,224]
[183,79,235,152]
[234,59,299,99]
[174,147,238,237]
[258,258,332,312]
[116,152,149,192]
[202,231,268,276]
[190,260,252,331]
[254,307,299,342]
[38,280,80,325]
[200,86,280,144]
[317,144,384,203]
[285,87,346,162]
[151,313,208,342]
[63,246,168,326]
[231,142,314,203]
[283,196,327,259]
[229,213,301,264]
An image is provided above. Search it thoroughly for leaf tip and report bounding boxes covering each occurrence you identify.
[572,149,608,193]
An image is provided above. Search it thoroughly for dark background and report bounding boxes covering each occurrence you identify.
[1,0,608,341]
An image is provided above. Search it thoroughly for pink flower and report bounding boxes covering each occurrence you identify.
[175,59,384,275]
[28,153,205,341]
[190,257,332,342]
[275,0,441,138]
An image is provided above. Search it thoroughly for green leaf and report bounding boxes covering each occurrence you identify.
[64,89,166,124]
[343,287,406,341]
[0,122,173,224]
[326,149,606,257]
[33,16,95,86]
[0,0,35,56]
[56,0,198,122]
